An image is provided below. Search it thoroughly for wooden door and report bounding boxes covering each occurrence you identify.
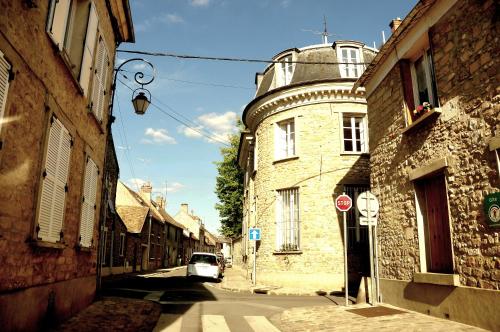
[424,176,453,273]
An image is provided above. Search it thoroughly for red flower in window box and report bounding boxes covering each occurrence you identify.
[413,102,432,117]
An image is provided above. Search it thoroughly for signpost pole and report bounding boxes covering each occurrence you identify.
[374,223,380,303]
[367,198,376,305]
[343,206,348,306]
[253,241,256,286]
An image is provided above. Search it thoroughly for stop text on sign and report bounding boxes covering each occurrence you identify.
[335,194,352,212]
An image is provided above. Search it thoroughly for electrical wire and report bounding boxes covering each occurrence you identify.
[116,77,232,147]
[118,69,253,90]
[117,49,372,65]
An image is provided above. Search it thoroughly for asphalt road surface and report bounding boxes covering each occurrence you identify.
[103,267,341,331]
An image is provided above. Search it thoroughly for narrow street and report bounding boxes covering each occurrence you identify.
[102,267,339,331]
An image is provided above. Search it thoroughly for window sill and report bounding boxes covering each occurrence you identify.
[340,152,370,156]
[273,156,299,164]
[75,245,93,252]
[413,272,460,286]
[402,108,442,134]
[30,240,66,250]
[273,250,302,255]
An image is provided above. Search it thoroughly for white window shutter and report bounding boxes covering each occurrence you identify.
[80,158,98,247]
[90,36,109,121]
[79,2,98,96]
[276,193,283,250]
[47,0,71,50]
[38,118,72,242]
[0,52,11,135]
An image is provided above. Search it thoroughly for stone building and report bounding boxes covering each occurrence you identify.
[238,41,377,290]
[0,1,133,330]
[356,0,499,329]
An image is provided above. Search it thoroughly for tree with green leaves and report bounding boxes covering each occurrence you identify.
[214,130,244,237]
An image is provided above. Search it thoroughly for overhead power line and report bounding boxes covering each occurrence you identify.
[116,77,231,147]
[117,49,372,65]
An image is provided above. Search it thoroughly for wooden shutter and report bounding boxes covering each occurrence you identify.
[399,60,415,117]
[47,0,71,50]
[38,118,72,242]
[90,36,109,121]
[0,52,11,135]
[80,157,98,247]
[79,2,98,96]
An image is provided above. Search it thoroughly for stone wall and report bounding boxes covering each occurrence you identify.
[250,100,370,290]
[367,0,499,289]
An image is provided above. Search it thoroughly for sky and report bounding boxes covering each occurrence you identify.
[113,0,418,235]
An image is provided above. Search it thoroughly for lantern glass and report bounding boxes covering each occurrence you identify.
[132,92,150,115]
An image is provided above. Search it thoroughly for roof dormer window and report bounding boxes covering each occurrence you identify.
[277,55,294,86]
[339,47,361,78]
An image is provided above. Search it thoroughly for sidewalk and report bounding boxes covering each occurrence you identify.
[216,266,487,331]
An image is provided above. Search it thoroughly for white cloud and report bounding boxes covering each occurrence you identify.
[161,13,185,24]
[126,178,148,189]
[167,182,185,193]
[281,0,291,7]
[190,0,210,7]
[142,128,177,145]
[177,111,238,144]
[137,157,151,164]
[116,145,130,150]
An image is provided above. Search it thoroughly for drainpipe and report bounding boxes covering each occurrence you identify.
[147,212,152,270]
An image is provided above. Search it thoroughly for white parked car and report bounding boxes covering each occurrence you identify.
[186,252,222,280]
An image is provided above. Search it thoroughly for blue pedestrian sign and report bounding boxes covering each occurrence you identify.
[249,228,261,241]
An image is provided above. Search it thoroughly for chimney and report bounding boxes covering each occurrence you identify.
[155,196,165,210]
[389,17,402,33]
[181,203,188,214]
[139,182,152,202]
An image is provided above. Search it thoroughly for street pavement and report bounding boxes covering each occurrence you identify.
[52,265,488,332]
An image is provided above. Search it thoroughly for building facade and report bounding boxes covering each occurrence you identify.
[238,42,377,290]
[356,0,499,330]
[0,1,133,330]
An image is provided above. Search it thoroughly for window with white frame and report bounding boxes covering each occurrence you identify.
[46,1,103,97]
[276,188,300,251]
[119,233,125,256]
[278,55,294,86]
[339,47,362,78]
[275,119,295,159]
[0,51,11,137]
[89,35,109,121]
[342,114,367,153]
[37,116,72,243]
[400,46,439,124]
[79,156,99,247]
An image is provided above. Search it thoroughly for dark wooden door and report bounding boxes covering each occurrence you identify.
[424,176,453,273]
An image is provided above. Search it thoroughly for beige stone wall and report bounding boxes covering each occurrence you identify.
[366,0,499,289]
[248,98,369,290]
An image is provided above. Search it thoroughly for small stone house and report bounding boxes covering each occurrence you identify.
[238,41,377,291]
[0,1,133,330]
[356,0,499,330]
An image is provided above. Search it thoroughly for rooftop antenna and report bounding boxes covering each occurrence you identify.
[302,15,337,44]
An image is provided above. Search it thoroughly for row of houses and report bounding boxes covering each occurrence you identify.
[236,0,499,330]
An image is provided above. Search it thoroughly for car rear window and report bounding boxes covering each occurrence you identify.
[189,254,217,264]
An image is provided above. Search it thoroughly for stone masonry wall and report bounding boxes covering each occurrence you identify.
[252,100,370,289]
[368,0,499,289]
[0,0,117,292]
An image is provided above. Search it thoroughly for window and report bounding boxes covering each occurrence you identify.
[278,55,294,86]
[339,47,362,78]
[79,156,98,247]
[344,185,370,252]
[46,1,100,97]
[0,51,11,137]
[415,175,453,273]
[275,119,295,159]
[400,48,438,124]
[342,115,367,153]
[276,188,300,251]
[119,233,125,256]
[102,227,107,264]
[37,116,72,243]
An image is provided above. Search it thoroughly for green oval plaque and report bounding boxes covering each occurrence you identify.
[484,192,500,228]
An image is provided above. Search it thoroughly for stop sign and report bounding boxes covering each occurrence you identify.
[335,194,352,212]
